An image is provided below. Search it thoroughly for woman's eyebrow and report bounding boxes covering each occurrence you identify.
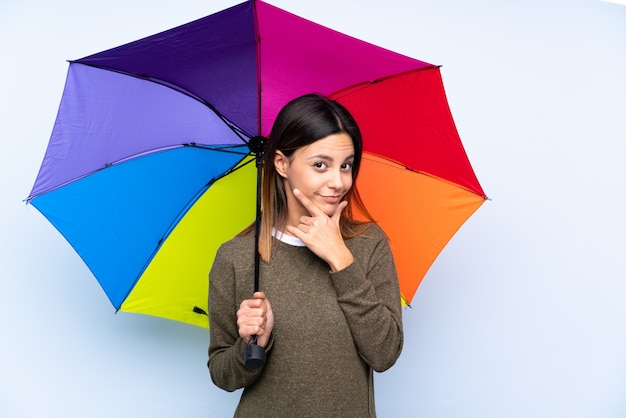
[306,154,355,162]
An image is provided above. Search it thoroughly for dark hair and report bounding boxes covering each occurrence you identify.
[243,93,374,261]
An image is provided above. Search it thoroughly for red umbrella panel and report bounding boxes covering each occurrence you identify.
[27,0,485,327]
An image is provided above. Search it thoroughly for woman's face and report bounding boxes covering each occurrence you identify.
[275,132,355,222]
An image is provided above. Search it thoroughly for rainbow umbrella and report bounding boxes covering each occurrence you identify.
[26,0,486,328]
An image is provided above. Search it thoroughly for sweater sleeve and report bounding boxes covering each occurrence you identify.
[330,226,404,372]
[207,243,271,392]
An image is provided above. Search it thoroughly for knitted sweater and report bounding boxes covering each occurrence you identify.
[208,223,403,417]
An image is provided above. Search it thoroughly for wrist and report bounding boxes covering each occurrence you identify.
[329,251,354,272]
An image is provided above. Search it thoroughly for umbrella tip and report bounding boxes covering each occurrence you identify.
[193,306,208,316]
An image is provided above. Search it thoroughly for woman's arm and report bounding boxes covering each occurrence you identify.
[331,227,404,372]
[284,190,403,371]
[207,244,270,391]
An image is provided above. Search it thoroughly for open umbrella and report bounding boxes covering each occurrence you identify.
[27,0,486,330]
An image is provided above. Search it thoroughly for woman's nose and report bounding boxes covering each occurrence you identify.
[328,169,346,189]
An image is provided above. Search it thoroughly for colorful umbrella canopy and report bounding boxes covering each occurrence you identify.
[27,0,486,328]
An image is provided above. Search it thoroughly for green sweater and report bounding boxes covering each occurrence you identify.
[208,223,403,417]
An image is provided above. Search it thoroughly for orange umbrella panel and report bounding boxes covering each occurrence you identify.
[356,154,485,305]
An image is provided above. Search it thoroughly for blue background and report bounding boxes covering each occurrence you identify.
[1,0,625,416]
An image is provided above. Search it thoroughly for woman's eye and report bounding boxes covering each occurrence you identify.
[341,162,353,170]
[314,162,327,169]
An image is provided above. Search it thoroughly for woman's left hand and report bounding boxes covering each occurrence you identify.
[285,188,354,272]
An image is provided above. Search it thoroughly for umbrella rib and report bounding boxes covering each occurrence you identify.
[329,65,440,99]
[406,168,488,198]
[71,62,209,105]
[25,144,252,201]
[154,154,255,250]
[362,153,488,199]
[121,154,256,307]
[69,62,254,144]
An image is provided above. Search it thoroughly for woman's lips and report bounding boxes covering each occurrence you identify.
[321,195,341,204]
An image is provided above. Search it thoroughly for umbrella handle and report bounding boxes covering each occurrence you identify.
[244,335,266,369]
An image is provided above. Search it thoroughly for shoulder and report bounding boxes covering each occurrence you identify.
[212,234,255,272]
[210,235,257,294]
[346,222,390,253]
[362,222,388,239]
[351,222,388,243]
[216,233,255,255]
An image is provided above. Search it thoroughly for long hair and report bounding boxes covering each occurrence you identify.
[241,93,375,262]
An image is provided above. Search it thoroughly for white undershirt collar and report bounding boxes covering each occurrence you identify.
[272,227,306,247]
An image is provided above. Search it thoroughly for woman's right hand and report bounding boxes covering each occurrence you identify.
[237,292,274,347]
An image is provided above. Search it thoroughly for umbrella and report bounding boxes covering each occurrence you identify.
[26,0,486,330]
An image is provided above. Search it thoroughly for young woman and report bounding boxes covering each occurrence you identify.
[208,94,403,417]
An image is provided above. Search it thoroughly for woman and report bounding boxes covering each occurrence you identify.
[208,94,403,417]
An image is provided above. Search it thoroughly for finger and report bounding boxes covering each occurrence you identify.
[237,315,264,328]
[292,188,324,216]
[238,307,263,321]
[285,224,306,242]
[249,293,269,317]
[237,307,267,327]
[238,324,265,342]
[240,298,262,310]
[254,293,272,315]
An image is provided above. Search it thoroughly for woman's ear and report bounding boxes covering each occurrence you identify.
[274,150,289,178]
